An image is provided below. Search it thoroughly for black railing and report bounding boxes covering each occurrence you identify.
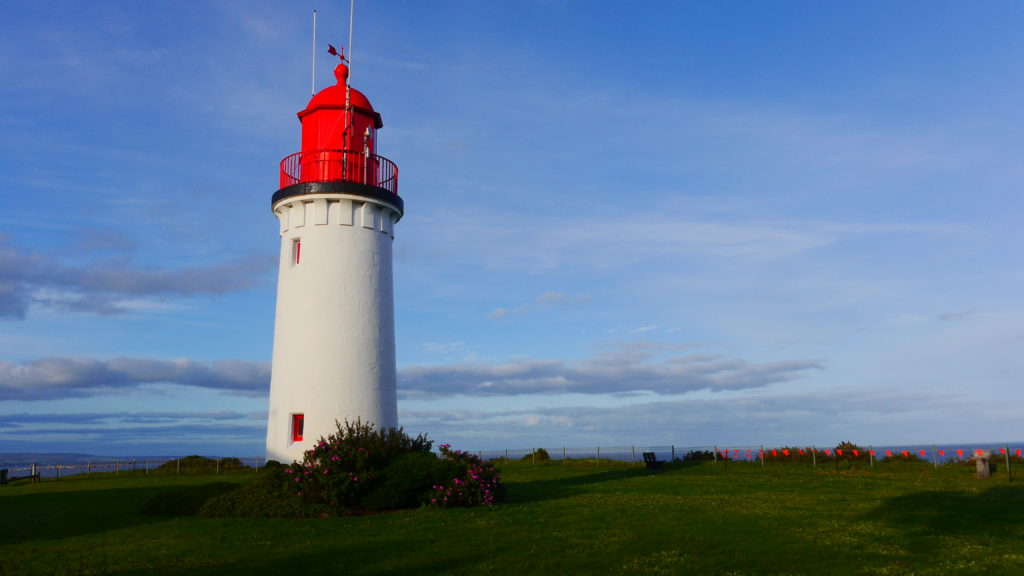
[279,149,398,195]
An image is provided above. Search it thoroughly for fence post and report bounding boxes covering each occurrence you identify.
[1006,446,1013,482]
[632,446,636,468]
[87,461,92,477]
[532,449,536,467]
[597,446,600,468]
[672,445,675,462]
[56,465,61,479]
[505,449,508,460]
[713,445,718,463]
[812,446,817,468]
[760,445,765,469]
[563,447,566,465]
[932,445,939,469]
[216,458,221,475]
[869,446,874,469]
[115,462,119,477]
[176,458,180,476]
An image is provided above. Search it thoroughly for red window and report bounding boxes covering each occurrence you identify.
[293,239,301,265]
[291,414,304,442]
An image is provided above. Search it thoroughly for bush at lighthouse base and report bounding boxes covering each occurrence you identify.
[199,420,503,517]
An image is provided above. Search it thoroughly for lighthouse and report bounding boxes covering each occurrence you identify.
[265,50,402,464]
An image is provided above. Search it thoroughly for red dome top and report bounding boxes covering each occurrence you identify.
[298,63,382,129]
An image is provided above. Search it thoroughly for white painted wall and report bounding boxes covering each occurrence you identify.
[265,193,400,464]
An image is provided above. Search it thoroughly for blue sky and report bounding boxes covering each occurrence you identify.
[1,1,1022,457]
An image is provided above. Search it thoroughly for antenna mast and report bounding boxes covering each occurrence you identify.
[311,10,318,96]
[348,0,355,76]
[344,0,355,163]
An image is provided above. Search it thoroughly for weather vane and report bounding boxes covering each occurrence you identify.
[327,43,348,63]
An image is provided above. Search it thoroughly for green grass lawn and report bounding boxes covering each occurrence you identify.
[1,460,1021,575]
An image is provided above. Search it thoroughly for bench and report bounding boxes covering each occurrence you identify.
[642,452,664,470]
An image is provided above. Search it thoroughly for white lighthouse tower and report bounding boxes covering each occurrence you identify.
[265,49,402,464]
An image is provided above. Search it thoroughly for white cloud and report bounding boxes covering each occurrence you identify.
[399,342,821,398]
[488,290,589,319]
[422,341,466,353]
[0,237,273,319]
[0,357,270,401]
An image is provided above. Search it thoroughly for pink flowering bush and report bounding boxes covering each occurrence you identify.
[284,419,432,513]
[285,436,377,511]
[428,444,504,508]
[202,420,503,517]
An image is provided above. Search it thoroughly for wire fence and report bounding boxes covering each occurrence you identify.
[0,456,266,483]
[475,442,1022,476]
[2,442,1021,484]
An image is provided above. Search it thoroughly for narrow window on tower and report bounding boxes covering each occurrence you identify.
[292,238,301,265]
[291,413,304,442]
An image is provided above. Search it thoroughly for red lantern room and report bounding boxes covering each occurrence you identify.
[275,57,400,213]
[299,62,381,157]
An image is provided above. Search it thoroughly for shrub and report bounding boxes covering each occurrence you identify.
[428,444,504,508]
[195,421,503,516]
[833,441,870,461]
[681,450,716,463]
[286,437,375,513]
[323,419,433,470]
[362,451,461,511]
[285,419,454,514]
[199,465,325,518]
[520,448,551,462]
[882,450,926,463]
[154,455,246,474]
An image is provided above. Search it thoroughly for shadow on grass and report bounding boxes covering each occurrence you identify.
[154,537,495,573]
[141,482,240,516]
[869,483,1024,553]
[0,486,179,544]
[148,539,497,576]
[505,466,655,504]
[0,481,242,545]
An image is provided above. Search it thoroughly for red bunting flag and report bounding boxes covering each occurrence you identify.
[824,449,831,456]
[885,450,892,457]
[772,450,777,458]
[1017,450,1021,458]
[938,450,945,457]
[837,449,844,457]
[798,449,805,456]
[957,449,964,458]
[918,450,926,458]
[999,448,1006,455]
[870,450,876,456]
[901,451,909,458]
[853,450,859,457]
[783,449,790,457]
[976,449,983,456]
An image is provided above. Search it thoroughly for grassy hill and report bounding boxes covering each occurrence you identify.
[1,459,1021,575]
